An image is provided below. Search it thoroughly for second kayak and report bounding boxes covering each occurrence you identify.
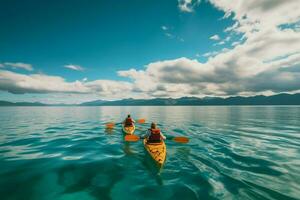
[143,138,166,166]
[122,124,135,135]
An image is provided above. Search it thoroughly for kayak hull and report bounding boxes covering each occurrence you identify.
[143,138,166,167]
[122,124,135,135]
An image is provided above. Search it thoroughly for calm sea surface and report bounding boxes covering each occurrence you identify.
[0,106,299,200]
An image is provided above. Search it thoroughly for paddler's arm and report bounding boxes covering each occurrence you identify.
[160,131,166,140]
[143,130,150,139]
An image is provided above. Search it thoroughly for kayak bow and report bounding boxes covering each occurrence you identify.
[122,124,135,135]
[143,138,166,167]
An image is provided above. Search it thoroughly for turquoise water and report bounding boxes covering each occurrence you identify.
[0,106,300,200]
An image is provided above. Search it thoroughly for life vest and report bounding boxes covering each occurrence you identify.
[148,129,161,142]
[125,118,133,126]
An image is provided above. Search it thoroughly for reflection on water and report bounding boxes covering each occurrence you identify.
[0,106,300,200]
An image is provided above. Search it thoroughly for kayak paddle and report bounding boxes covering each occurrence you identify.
[171,136,189,143]
[124,134,140,142]
[137,118,146,124]
[106,122,116,129]
[106,118,146,129]
[124,134,189,143]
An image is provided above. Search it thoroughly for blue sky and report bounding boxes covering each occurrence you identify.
[0,0,300,103]
[0,0,233,80]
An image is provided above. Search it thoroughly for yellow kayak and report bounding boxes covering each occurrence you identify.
[122,124,135,135]
[143,138,166,166]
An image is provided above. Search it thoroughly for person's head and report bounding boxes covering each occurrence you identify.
[127,114,131,118]
[151,122,157,129]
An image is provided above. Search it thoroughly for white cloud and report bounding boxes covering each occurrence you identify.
[203,51,218,57]
[231,41,240,46]
[178,0,200,12]
[211,35,231,46]
[0,70,88,94]
[1,62,33,71]
[224,36,231,42]
[118,52,300,97]
[161,25,184,42]
[64,64,84,71]
[215,41,225,46]
[165,33,174,38]
[203,48,230,58]
[209,0,300,37]
[209,34,220,40]
[224,22,239,33]
[161,26,168,31]
[0,70,135,99]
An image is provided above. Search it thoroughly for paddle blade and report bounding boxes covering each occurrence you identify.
[137,119,146,124]
[106,123,115,129]
[172,137,189,143]
[124,134,140,142]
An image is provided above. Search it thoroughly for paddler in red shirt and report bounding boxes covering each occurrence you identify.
[123,114,135,127]
[145,122,166,143]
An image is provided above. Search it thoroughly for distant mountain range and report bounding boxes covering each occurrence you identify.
[1,93,299,106]
[0,101,71,106]
[0,101,47,106]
